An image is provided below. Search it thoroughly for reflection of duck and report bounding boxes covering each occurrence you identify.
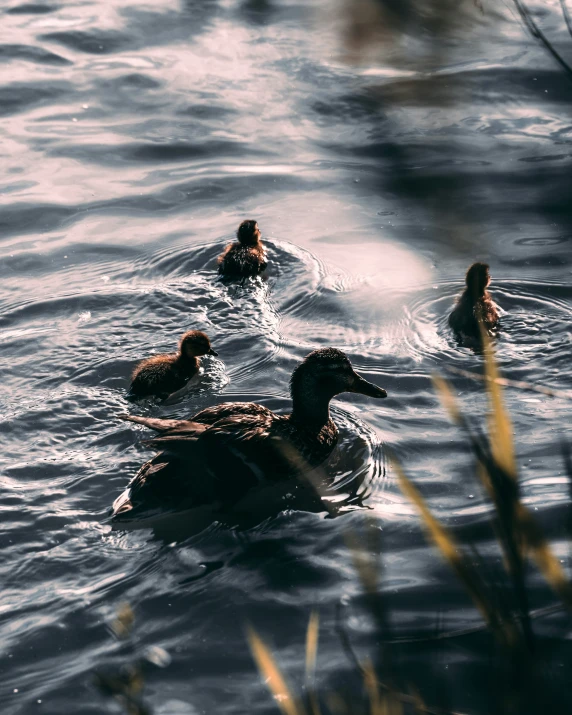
[217,219,267,277]
[113,348,387,518]
[449,262,499,341]
[129,330,218,401]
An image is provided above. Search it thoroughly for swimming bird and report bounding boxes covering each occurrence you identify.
[129,330,218,401]
[217,219,267,277]
[449,262,499,342]
[113,348,387,518]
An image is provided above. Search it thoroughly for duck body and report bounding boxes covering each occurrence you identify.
[128,330,217,401]
[449,262,499,342]
[113,403,337,516]
[218,243,267,278]
[448,294,499,340]
[129,354,199,400]
[217,219,267,278]
[113,348,387,519]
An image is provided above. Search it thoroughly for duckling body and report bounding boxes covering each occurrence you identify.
[129,330,217,400]
[218,219,267,278]
[113,348,387,518]
[449,262,499,342]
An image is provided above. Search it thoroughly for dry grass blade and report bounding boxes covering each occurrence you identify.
[344,527,379,597]
[477,330,572,608]
[305,611,319,679]
[111,602,135,640]
[392,455,510,638]
[516,502,572,608]
[362,658,383,715]
[305,610,321,715]
[247,626,305,715]
[409,684,427,715]
[432,374,462,424]
[480,325,516,479]
[444,364,572,401]
[363,658,405,715]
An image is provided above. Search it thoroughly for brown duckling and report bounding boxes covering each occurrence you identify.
[217,219,267,277]
[449,262,499,342]
[129,330,218,401]
[113,347,387,518]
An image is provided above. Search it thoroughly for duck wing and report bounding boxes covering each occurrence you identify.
[113,404,288,518]
[118,413,207,435]
[190,401,274,426]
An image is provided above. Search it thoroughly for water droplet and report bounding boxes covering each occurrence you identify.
[14,689,19,693]
[82,104,89,109]
[468,494,474,499]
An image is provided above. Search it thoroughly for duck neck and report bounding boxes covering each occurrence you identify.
[291,383,332,433]
[177,353,199,373]
[465,286,486,304]
[240,235,262,249]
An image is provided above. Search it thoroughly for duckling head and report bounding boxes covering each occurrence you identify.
[290,348,387,406]
[465,262,490,298]
[180,330,218,359]
[236,219,261,247]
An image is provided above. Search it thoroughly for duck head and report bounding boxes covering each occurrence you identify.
[236,219,262,247]
[466,262,490,298]
[180,330,218,359]
[290,348,387,429]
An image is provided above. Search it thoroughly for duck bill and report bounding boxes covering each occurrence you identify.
[207,348,218,356]
[349,372,387,399]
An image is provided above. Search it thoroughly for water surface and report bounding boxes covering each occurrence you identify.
[1,0,572,712]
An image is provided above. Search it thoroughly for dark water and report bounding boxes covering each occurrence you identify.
[1,0,572,713]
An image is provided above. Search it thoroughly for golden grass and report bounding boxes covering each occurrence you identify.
[247,626,304,715]
[481,326,516,478]
[243,317,572,714]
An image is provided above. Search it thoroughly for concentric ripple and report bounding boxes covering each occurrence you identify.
[400,279,572,383]
[2,0,572,711]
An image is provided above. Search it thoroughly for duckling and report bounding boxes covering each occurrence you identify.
[113,347,387,518]
[449,262,499,342]
[129,330,218,401]
[217,219,267,277]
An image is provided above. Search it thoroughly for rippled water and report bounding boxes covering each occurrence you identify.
[1,0,572,713]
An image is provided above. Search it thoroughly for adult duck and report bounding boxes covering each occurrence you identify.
[449,262,499,342]
[112,347,387,518]
[217,219,267,278]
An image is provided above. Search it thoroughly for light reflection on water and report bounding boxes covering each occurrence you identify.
[1,0,572,712]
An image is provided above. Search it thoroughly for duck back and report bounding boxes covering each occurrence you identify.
[449,292,499,340]
[129,354,197,399]
[218,243,267,277]
[113,402,337,518]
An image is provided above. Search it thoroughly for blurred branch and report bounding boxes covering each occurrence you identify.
[560,0,572,38]
[512,0,572,80]
[444,365,572,401]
